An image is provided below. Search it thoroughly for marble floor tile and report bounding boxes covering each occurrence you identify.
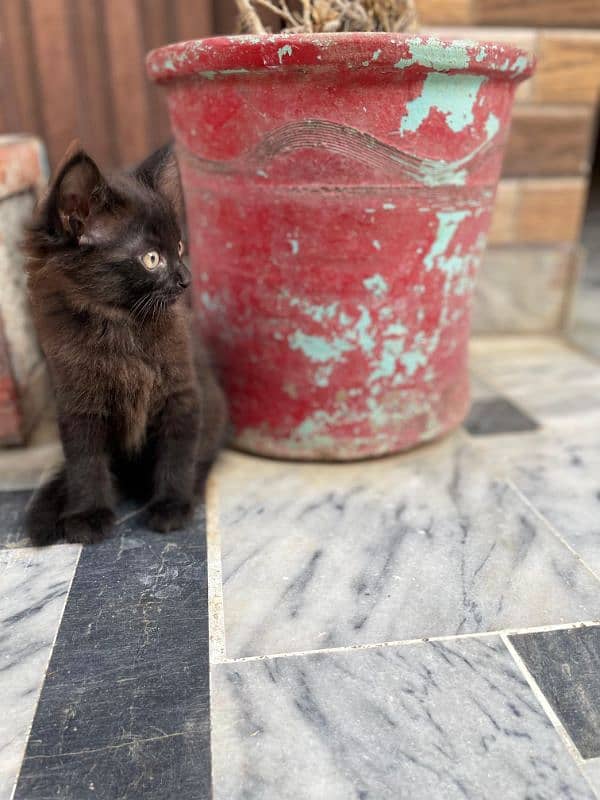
[470,337,600,427]
[498,426,600,577]
[0,491,31,548]
[510,625,600,759]
[469,374,500,402]
[583,758,600,797]
[0,544,80,800]
[14,510,212,800]
[464,397,539,437]
[212,637,594,800]
[472,245,572,335]
[214,440,600,660]
[0,414,61,492]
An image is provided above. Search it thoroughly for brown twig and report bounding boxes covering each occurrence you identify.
[235,0,266,33]
[235,0,418,35]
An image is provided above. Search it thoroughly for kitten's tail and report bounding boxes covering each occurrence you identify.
[26,468,67,546]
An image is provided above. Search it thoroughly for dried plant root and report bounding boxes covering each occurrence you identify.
[235,0,417,34]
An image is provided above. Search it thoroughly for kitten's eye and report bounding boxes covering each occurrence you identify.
[178,241,184,257]
[142,250,161,270]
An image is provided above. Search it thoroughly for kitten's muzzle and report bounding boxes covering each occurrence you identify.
[174,264,191,290]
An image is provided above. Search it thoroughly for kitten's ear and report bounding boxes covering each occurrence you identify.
[49,141,109,240]
[135,143,184,220]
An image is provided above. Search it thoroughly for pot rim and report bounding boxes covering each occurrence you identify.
[147,32,535,85]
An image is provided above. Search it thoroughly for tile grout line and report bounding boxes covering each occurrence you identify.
[501,633,590,777]
[507,478,600,585]
[9,544,83,800]
[205,473,226,665]
[214,620,600,666]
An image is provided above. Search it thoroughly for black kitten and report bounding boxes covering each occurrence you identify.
[24,142,227,545]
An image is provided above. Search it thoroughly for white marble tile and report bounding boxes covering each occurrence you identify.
[583,758,600,798]
[496,426,600,578]
[472,246,571,335]
[215,437,600,660]
[0,415,62,491]
[212,637,594,800]
[0,545,80,799]
[469,373,498,402]
[470,336,600,426]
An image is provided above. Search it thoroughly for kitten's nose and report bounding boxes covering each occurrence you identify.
[176,265,191,290]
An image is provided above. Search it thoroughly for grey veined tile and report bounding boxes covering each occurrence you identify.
[212,637,595,800]
[465,397,539,436]
[583,758,600,797]
[510,625,600,760]
[0,544,80,800]
[214,441,600,660]
[470,336,600,428]
[504,427,600,577]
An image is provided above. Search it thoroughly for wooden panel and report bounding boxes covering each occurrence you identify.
[68,0,116,165]
[29,0,81,167]
[140,0,176,149]
[503,105,596,177]
[102,0,150,166]
[472,245,575,334]
[474,0,600,27]
[0,0,41,134]
[490,178,588,245]
[534,32,600,105]
[417,0,472,25]
[0,0,216,169]
[488,182,519,244]
[418,0,600,27]
[173,0,213,40]
[518,178,588,242]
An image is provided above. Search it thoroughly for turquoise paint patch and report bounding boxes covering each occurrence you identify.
[367,397,387,427]
[511,55,529,75]
[278,44,293,64]
[370,338,406,383]
[372,239,382,251]
[288,331,352,362]
[485,113,500,140]
[383,202,396,210]
[200,68,248,79]
[339,311,352,326]
[401,349,427,376]
[400,73,486,135]
[394,36,472,72]
[372,49,382,61]
[386,323,408,336]
[364,274,388,298]
[380,307,393,320]
[289,297,339,323]
[475,46,487,62]
[315,364,335,388]
[289,238,300,255]
[424,210,470,275]
[352,306,375,353]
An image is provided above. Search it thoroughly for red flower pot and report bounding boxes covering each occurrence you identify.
[148,33,534,460]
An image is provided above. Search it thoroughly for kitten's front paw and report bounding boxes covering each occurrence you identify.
[61,508,115,545]
[147,498,193,533]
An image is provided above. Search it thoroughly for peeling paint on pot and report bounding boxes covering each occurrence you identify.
[148,32,534,460]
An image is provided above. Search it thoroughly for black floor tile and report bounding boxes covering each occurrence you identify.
[465,397,539,436]
[0,490,32,548]
[14,508,212,799]
[510,625,600,759]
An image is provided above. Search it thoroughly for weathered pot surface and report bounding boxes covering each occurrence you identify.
[148,33,535,460]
